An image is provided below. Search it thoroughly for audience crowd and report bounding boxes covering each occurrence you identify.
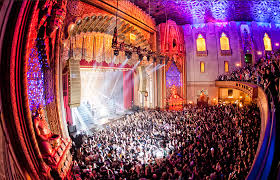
[217,51,280,98]
[71,104,260,179]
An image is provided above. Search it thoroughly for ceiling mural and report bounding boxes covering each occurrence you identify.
[129,0,280,25]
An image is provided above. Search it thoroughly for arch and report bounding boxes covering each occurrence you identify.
[196,34,206,51]
[263,33,272,51]
[220,32,230,50]
[200,61,205,73]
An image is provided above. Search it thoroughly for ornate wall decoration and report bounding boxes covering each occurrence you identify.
[132,0,280,25]
[166,62,181,88]
[158,20,185,55]
[158,20,186,106]
[27,47,46,112]
[241,28,253,54]
[66,0,85,17]
[188,0,211,23]
[210,0,232,21]
[102,0,155,29]
[269,1,280,24]
[21,0,71,178]
[250,0,280,24]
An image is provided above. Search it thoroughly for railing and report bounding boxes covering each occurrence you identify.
[215,80,277,179]
[247,87,276,179]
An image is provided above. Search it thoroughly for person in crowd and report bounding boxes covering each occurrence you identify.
[71,103,261,180]
[217,50,279,99]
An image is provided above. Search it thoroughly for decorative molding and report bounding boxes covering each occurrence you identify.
[83,0,156,32]
[215,81,258,98]
[196,50,208,56]
[220,49,232,56]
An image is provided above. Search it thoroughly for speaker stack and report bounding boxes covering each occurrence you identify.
[68,58,81,107]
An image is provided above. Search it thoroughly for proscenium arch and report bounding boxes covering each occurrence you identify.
[67,14,151,49]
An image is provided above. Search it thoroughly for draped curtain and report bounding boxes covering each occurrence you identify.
[62,71,73,125]
[123,71,133,109]
[72,33,137,65]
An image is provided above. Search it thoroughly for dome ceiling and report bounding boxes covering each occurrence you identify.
[129,0,280,25]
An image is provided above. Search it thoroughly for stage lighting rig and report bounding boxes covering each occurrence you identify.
[111,0,168,62]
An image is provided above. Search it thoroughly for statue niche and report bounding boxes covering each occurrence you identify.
[33,105,61,164]
[33,105,72,178]
[167,85,185,110]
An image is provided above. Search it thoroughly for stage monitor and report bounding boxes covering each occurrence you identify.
[68,58,81,107]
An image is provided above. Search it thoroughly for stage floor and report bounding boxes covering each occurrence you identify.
[73,110,133,135]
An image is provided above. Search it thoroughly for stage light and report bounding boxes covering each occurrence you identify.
[155,150,164,158]
[257,51,262,55]
[275,43,279,47]
[114,49,119,56]
[236,63,240,67]
[130,33,136,42]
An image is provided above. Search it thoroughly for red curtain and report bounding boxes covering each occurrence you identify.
[80,59,133,69]
[63,72,73,125]
[123,71,133,109]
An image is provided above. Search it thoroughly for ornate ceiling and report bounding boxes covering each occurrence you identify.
[129,0,280,25]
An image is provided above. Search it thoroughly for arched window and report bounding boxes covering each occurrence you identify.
[224,61,229,72]
[263,33,272,51]
[196,34,206,51]
[200,61,205,73]
[220,32,230,50]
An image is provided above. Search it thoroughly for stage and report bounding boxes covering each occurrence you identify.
[70,98,135,134]
[69,65,135,134]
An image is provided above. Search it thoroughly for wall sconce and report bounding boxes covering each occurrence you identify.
[236,63,240,67]
[275,43,279,47]
[257,51,262,55]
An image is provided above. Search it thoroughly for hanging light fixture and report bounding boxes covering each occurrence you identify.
[112,0,119,55]
[111,0,168,63]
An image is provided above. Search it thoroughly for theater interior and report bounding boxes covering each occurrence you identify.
[0,0,279,179]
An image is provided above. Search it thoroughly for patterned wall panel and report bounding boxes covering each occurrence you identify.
[131,0,280,25]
